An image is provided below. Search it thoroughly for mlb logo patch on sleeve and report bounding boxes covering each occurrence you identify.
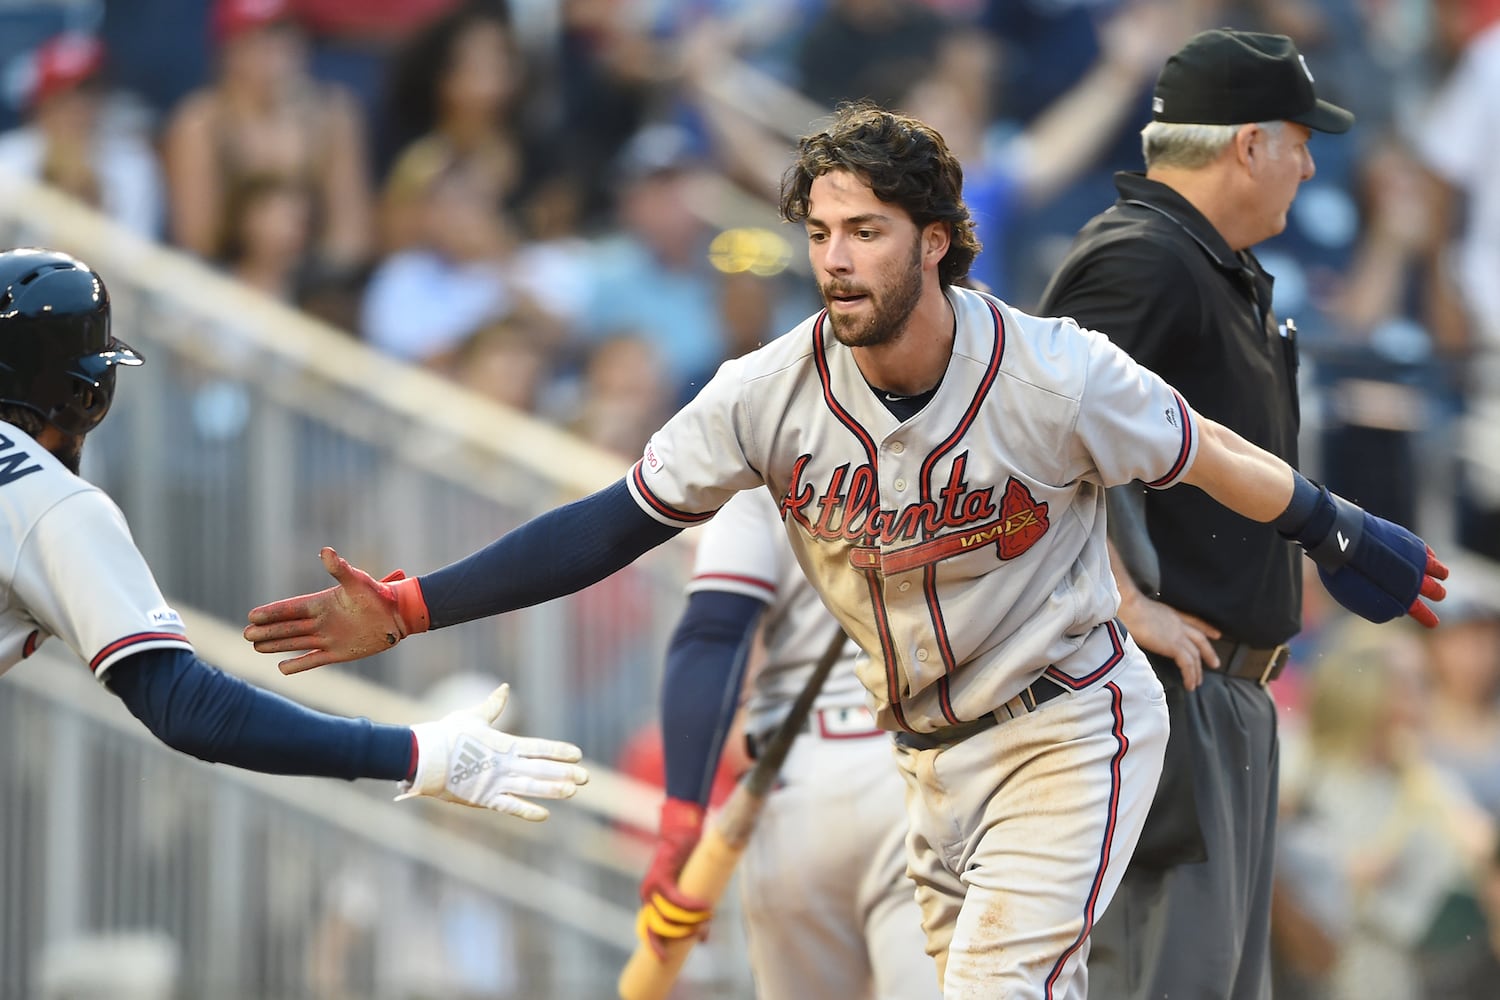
[149,607,184,628]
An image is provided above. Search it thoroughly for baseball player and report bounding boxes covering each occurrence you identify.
[0,247,586,821]
[245,103,1448,997]
[637,485,938,999]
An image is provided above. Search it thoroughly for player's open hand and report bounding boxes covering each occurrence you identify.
[398,683,589,821]
[243,546,431,674]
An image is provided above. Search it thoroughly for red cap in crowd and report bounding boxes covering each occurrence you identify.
[213,0,297,44]
[28,34,104,108]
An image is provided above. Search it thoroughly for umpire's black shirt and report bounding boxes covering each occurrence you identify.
[1038,172,1301,646]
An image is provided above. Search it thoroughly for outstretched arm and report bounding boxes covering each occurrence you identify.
[244,478,683,673]
[107,648,588,821]
[1181,417,1448,627]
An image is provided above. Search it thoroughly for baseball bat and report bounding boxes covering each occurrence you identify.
[616,625,850,1000]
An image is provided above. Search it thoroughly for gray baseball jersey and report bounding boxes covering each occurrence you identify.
[688,486,937,999]
[0,423,192,679]
[628,285,1197,733]
[687,485,868,736]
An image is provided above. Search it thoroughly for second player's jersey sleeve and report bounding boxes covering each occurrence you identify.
[627,357,768,526]
[1069,324,1198,490]
[14,489,192,680]
[685,487,785,605]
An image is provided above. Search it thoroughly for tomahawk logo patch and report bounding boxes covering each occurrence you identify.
[996,479,1050,560]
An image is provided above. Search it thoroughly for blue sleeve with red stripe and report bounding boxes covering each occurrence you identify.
[661,590,764,805]
[106,647,415,781]
[419,478,683,630]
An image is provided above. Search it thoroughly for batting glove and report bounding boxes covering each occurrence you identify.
[637,797,714,959]
[244,546,431,674]
[398,683,589,822]
[1277,473,1449,627]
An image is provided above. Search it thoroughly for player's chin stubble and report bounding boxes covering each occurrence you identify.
[823,238,924,349]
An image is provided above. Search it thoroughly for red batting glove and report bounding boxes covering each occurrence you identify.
[242,546,430,674]
[637,797,714,960]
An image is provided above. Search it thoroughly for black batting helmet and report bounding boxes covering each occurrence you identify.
[0,248,141,436]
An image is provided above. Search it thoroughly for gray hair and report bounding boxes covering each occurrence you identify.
[1141,119,1284,170]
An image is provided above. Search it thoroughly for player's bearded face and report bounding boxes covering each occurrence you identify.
[821,233,924,349]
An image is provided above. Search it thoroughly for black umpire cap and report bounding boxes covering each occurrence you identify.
[1151,28,1354,134]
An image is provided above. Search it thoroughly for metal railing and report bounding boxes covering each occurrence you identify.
[0,174,755,998]
[0,625,752,999]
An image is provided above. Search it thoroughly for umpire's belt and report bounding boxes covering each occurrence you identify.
[892,674,1067,752]
[1209,638,1290,686]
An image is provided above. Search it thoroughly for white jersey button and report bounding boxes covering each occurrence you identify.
[891,442,905,454]
[894,478,907,491]
[898,580,912,592]
[916,648,930,661]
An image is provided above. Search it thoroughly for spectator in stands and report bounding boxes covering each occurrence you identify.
[445,319,553,415]
[218,172,314,304]
[574,124,737,402]
[562,333,673,461]
[683,3,1178,300]
[379,1,529,253]
[360,151,543,366]
[793,0,949,110]
[539,0,663,230]
[1423,584,1500,821]
[162,0,373,278]
[1412,0,1500,362]
[0,33,162,238]
[1275,617,1496,1000]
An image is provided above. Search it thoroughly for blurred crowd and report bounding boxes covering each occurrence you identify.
[3,0,1500,996]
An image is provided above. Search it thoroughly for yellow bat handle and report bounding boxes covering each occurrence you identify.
[617,795,757,1000]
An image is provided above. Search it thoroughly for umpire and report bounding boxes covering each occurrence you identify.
[1038,29,1353,1000]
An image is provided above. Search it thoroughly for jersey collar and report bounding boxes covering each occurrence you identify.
[1110,172,1257,278]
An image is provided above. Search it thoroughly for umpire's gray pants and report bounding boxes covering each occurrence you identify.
[1087,665,1279,1000]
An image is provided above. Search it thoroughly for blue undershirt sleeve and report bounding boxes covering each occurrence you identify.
[661,590,765,805]
[106,647,414,781]
[419,478,685,630]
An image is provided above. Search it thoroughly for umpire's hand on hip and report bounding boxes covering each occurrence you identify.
[244,546,431,673]
[399,683,589,822]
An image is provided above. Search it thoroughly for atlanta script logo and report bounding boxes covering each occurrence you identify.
[779,451,1050,574]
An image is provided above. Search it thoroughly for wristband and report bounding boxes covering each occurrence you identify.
[393,577,431,635]
[1274,472,1322,537]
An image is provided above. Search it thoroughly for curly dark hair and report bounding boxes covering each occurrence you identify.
[779,101,980,288]
[383,0,515,156]
[0,404,45,439]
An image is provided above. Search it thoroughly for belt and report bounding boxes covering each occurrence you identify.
[1209,638,1290,686]
[744,705,884,760]
[892,673,1068,752]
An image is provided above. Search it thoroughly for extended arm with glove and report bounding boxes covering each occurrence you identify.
[1179,416,1447,628]
[242,481,682,672]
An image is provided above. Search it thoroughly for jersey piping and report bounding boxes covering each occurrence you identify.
[89,630,195,675]
[810,311,913,731]
[919,297,1006,724]
[631,459,715,525]
[1143,390,1195,488]
[1043,679,1129,998]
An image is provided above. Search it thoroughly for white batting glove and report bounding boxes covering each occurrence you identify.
[397,683,589,822]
